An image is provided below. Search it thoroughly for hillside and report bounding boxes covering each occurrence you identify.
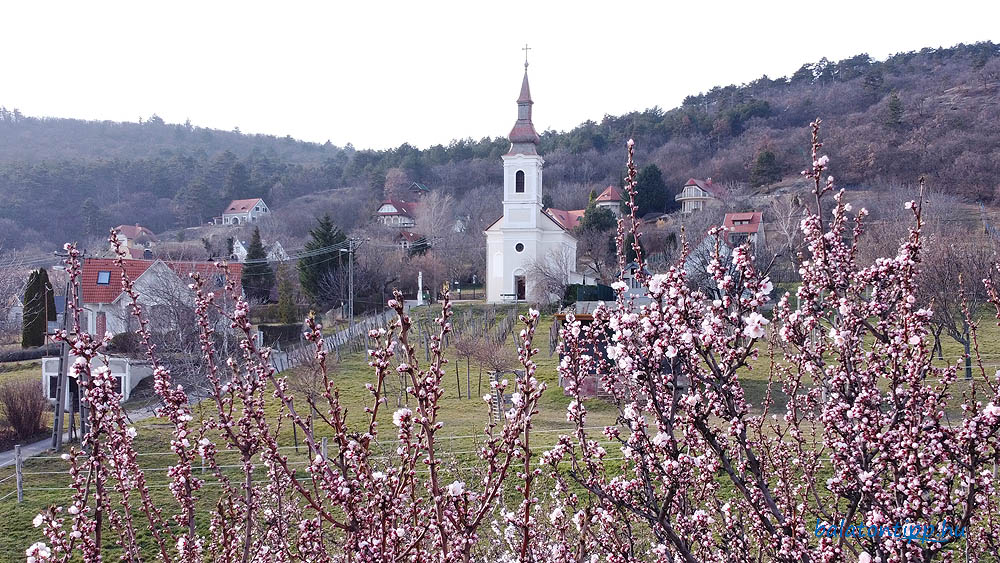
[1,41,999,253]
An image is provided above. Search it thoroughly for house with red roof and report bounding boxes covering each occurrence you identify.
[221,198,270,225]
[593,185,623,216]
[80,258,243,337]
[723,211,765,248]
[676,178,724,214]
[543,185,622,230]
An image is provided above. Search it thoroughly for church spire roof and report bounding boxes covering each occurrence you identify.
[508,68,540,155]
[517,71,532,103]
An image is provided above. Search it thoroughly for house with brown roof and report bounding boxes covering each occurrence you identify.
[221,198,270,225]
[81,258,243,337]
[676,178,724,214]
[723,211,765,248]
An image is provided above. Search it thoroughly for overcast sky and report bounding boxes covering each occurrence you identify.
[2,0,997,150]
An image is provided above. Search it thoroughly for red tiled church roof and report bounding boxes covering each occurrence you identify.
[82,258,243,305]
[545,208,585,230]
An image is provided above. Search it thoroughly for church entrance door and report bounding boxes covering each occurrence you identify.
[515,276,526,301]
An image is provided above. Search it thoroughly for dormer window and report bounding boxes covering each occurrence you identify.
[515,170,525,193]
[97,271,111,285]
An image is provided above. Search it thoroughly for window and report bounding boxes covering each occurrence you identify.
[515,243,524,253]
[515,170,525,193]
[97,271,111,285]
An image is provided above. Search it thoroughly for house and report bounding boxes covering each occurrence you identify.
[723,211,765,248]
[80,258,243,337]
[676,178,724,214]
[408,182,431,197]
[109,224,157,259]
[594,185,623,216]
[397,231,426,251]
[113,224,157,249]
[376,200,419,229]
[221,198,270,225]
[43,354,152,405]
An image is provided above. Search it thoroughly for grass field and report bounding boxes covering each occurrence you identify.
[0,302,995,559]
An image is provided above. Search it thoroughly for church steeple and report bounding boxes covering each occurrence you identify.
[508,69,540,155]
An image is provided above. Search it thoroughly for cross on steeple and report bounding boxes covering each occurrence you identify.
[522,43,531,70]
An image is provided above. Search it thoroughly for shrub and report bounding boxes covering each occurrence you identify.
[107,331,141,355]
[0,378,47,439]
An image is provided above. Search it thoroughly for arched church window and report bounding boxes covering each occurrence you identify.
[515,170,525,193]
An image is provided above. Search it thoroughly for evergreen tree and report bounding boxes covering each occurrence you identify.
[275,267,298,325]
[578,200,617,233]
[298,215,347,303]
[542,194,553,209]
[224,161,252,200]
[80,198,106,237]
[175,180,208,227]
[632,164,670,216]
[242,227,275,303]
[750,149,782,187]
[886,92,904,128]
[21,268,55,348]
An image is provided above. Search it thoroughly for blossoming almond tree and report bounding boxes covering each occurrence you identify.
[29,235,548,562]
[547,122,1000,562]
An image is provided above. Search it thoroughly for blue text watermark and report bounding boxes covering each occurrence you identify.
[815,519,966,543]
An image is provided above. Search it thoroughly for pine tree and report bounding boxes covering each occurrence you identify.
[275,267,298,325]
[21,268,55,348]
[750,149,782,187]
[298,215,347,303]
[242,227,275,303]
[632,164,670,216]
[80,198,105,238]
[578,200,617,233]
[886,92,904,128]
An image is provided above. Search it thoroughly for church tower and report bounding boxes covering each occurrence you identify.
[501,70,544,226]
[485,59,578,303]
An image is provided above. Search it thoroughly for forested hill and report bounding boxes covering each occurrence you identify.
[1,41,999,253]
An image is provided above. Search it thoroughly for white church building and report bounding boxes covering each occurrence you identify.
[485,65,582,302]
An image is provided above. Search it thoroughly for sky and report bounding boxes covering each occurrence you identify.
[2,0,998,150]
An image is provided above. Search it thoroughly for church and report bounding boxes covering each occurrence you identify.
[485,64,583,303]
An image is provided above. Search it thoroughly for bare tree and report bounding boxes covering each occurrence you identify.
[0,248,24,342]
[767,193,806,282]
[525,247,575,307]
[575,228,616,283]
[383,167,410,201]
[919,227,996,378]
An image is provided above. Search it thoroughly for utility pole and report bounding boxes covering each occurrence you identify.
[51,281,70,451]
[340,238,364,328]
[51,248,85,450]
